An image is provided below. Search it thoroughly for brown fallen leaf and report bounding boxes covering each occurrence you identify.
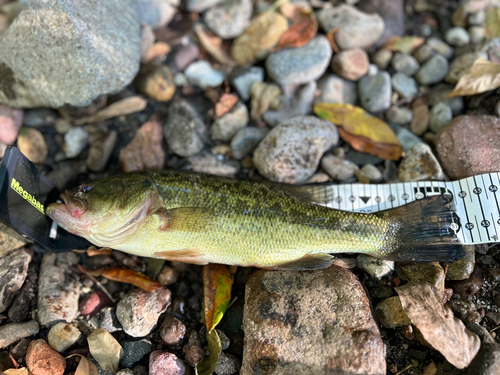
[67,354,98,375]
[314,103,402,160]
[195,24,236,66]
[203,264,233,332]
[74,96,147,126]
[78,265,162,291]
[88,329,123,374]
[74,246,113,256]
[3,369,29,375]
[446,58,500,97]
[214,93,238,119]
[275,10,318,51]
[383,36,425,54]
[396,282,480,369]
[486,7,500,40]
[326,28,340,53]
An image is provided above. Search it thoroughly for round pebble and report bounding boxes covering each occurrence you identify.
[210,102,249,142]
[149,351,186,375]
[356,164,382,183]
[17,127,48,163]
[204,0,252,39]
[468,10,485,26]
[358,72,392,113]
[321,154,359,182]
[26,339,66,375]
[215,352,241,375]
[229,66,264,101]
[331,48,369,81]
[64,127,89,158]
[316,75,358,105]
[48,323,81,353]
[445,27,471,47]
[468,26,485,44]
[429,102,453,133]
[391,72,418,99]
[398,143,443,182]
[391,53,420,76]
[372,48,393,70]
[356,254,394,280]
[136,65,176,102]
[157,265,179,286]
[230,127,268,160]
[415,55,449,86]
[386,106,413,125]
[184,60,225,89]
[160,316,186,346]
[120,339,152,368]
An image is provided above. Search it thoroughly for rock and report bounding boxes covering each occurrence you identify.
[316,74,358,105]
[26,339,66,375]
[467,9,486,26]
[204,0,252,39]
[121,339,152,368]
[116,287,171,337]
[0,104,22,144]
[37,253,81,327]
[47,323,81,353]
[262,81,316,126]
[448,300,479,323]
[17,127,48,163]
[230,127,268,160]
[331,48,369,81]
[0,248,30,313]
[397,262,445,295]
[96,307,122,333]
[265,36,332,85]
[229,66,264,101]
[79,290,114,317]
[149,351,186,375]
[253,116,339,184]
[9,266,37,322]
[183,330,205,367]
[64,127,89,158]
[415,55,450,85]
[321,154,359,182]
[211,102,249,142]
[386,106,413,124]
[429,83,464,116]
[410,97,429,136]
[468,26,485,44]
[157,265,179,286]
[86,130,117,172]
[358,71,392,113]
[163,99,208,157]
[448,266,484,299]
[10,338,31,361]
[429,102,453,133]
[358,0,404,47]
[173,43,200,72]
[391,52,420,76]
[445,52,477,84]
[389,122,424,152]
[398,143,443,182]
[414,37,454,64]
[0,0,140,108]
[184,60,225,89]
[216,329,230,350]
[160,316,186,346]
[317,4,384,50]
[215,352,241,375]
[346,149,383,166]
[230,12,288,65]
[138,0,178,29]
[356,254,394,280]
[356,164,383,183]
[250,81,282,121]
[445,27,471,47]
[391,72,418,99]
[117,370,134,375]
[186,0,222,12]
[241,266,385,374]
[434,115,500,179]
[373,48,393,70]
[187,152,238,177]
[375,296,411,328]
[136,65,176,102]
[465,323,500,375]
[23,108,58,127]
[0,320,39,348]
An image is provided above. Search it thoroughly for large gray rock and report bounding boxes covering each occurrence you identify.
[358,71,392,113]
[253,116,339,184]
[0,248,31,313]
[0,0,141,108]
[241,266,386,374]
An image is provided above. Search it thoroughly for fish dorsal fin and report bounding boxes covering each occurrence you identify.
[270,182,335,206]
[266,253,335,271]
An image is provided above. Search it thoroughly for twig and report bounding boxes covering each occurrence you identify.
[84,274,116,304]
[395,364,413,375]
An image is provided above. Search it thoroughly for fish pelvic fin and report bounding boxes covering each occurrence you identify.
[265,253,335,271]
[375,195,466,262]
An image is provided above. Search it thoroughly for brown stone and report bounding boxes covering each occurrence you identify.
[26,339,66,375]
[331,48,369,81]
[410,97,429,136]
[241,266,385,375]
[435,115,500,179]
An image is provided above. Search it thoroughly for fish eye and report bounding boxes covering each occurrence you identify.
[81,184,93,193]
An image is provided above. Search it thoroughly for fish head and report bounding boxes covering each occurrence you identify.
[46,173,157,241]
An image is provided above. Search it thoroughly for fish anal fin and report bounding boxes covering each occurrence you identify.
[154,249,208,265]
[266,253,335,271]
[151,207,213,232]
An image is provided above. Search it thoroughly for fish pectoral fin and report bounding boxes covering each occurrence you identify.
[152,207,213,232]
[154,249,208,265]
[266,253,335,271]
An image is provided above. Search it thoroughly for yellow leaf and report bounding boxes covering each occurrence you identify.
[203,264,233,332]
[447,58,500,97]
[67,354,98,375]
[384,36,425,54]
[485,7,500,39]
[313,103,402,161]
[3,369,29,375]
[87,329,123,374]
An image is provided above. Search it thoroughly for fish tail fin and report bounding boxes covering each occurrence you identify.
[375,195,466,262]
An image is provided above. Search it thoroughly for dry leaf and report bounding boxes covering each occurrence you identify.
[195,328,222,375]
[215,93,238,119]
[75,97,147,125]
[446,58,500,97]
[195,24,236,66]
[275,10,318,50]
[314,103,402,160]
[422,361,438,375]
[383,36,425,54]
[203,264,233,332]
[485,7,500,39]
[78,266,162,291]
[326,28,340,53]
[3,369,29,375]
[88,329,123,374]
[67,354,98,375]
[250,81,282,121]
[396,282,480,369]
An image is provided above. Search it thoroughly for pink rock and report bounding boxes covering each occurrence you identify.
[79,290,113,316]
[149,351,186,375]
[0,104,23,145]
[331,48,369,81]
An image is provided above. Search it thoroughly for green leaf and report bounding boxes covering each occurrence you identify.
[203,265,233,332]
[195,329,222,375]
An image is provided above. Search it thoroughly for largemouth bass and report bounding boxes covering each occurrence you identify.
[46,171,465,270]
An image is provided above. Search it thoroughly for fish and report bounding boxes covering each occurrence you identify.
[46,170,465,270]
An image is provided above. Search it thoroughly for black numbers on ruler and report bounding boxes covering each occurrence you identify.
[349,196,355,202]
[490,184,498,192]
[402,193,409,200]
[473,187,482,195]
[459,191,467,198]
[388,195,395,202]
[336,196,343,203]
[465,222,474,230]
[481,220,491,228]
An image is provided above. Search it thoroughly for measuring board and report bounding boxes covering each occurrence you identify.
[312,173,500,245]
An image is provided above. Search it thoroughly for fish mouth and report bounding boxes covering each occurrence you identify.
[46,191,89,235]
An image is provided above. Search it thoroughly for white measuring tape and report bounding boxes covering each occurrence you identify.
[315,172,500,245]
